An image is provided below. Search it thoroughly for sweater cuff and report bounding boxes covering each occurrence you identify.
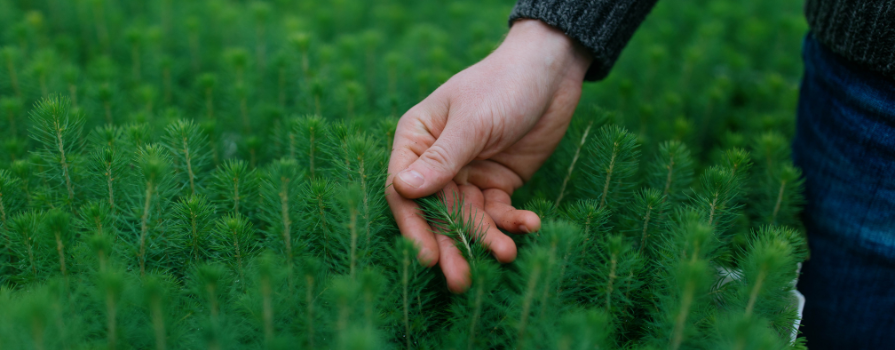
[509,0,658,81]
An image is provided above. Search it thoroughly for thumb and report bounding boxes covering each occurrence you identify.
[394,124,479,199]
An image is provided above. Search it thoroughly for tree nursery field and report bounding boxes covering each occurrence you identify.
[0,0,809,349]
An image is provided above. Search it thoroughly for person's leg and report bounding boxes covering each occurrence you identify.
[793,33,895,349]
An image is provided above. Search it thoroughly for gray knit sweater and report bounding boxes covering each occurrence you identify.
[510,0,895,81]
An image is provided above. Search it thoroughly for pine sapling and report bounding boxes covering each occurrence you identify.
[621,188,667,255]
[88,146,126,213]
[555,309,612,350]
[212,159,256,216]
[734,227,800,337]
[211,215,256,286]
[43,209,71,278]
[30,96,84,210]
[132,145,172,276]
[171,195,215,263]
[562,199,610,261]
[259,159,300,273]
[756,162,804,227]
[389,238,435,349]
[100,270,124,350]
[9,210,43,281]
[198,73,218,121]
[415,191,489,265]
[301,177,337,265]
[163,119,211,196]
[554,112,609,207]
[141,275,170,350]
[647,140,694,213]
[582,125,640,211]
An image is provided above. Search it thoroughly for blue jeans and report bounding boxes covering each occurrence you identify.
[793,34,895,349]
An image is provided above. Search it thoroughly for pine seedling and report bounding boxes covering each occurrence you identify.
[125,144,174,276]
[532,221,586,323]
[620,188,668,256]
[95,83,115,124]
[298,177,338,266]
[358,268,385,328]
[170,195,215,263]
[648,259,714,350]
[562,199,610,261]
[580,234,643,321]
[443,260,501,350]
[122,123,151,161]
[13,286,54,350]
[691,165,744,235]
[646,140,695,210]
[210,214,257,286]
[86,146,127,213]
[386,237,436,349]
[29,96,84,210]
[7,210,44,284]
[98,269,125,350]
[197,73,218,120]
[163,119,211,196]
[415,191,489,265]
[141,274,175,350]
[334,184,366,278]
[751,131,790,177]
[511,246,557,350]
[125,27,144,83]
[225,47,250,86]
[329,274,363,334]
[43,209,73,278]
[553,110,609,207]
[754,162,804,227]
[258,158,302,270]
[332,133,387,254]
[211,159,257,217]
[554,308,613,350]
[711,313,787,350]
[79,201,115,239]
[581,125,641,211]
[298,256,325,349]
[524,197,558,222]
[191,263,233,349]
[732,227,800,333]
[279,115,326,178]
[86,231,113,273]
[238,252,282,349]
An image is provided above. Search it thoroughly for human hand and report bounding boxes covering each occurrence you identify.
[386,19,593,292]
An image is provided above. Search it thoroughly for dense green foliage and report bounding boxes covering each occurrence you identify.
[0,0,808,349]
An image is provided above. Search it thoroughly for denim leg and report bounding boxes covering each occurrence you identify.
[793,34,895,349]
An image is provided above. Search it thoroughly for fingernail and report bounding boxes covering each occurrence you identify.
[398,169,425,189]
[520,225,530,233]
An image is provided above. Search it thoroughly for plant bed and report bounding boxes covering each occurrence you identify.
[0,0,809,349]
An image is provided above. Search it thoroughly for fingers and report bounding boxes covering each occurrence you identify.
[484,189,541,234]
[436,233,470,293]
[458,184,517,263]
[393,119,481,199]
[385,184,439,267]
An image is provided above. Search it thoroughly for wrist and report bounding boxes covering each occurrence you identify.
[500,19,593,81]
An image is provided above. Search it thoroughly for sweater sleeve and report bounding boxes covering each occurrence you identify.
[509,0,659,81]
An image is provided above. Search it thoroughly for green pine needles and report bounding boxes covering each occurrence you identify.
[0,0,810,348]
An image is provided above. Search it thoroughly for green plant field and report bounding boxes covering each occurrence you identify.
[0,0,809,349]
